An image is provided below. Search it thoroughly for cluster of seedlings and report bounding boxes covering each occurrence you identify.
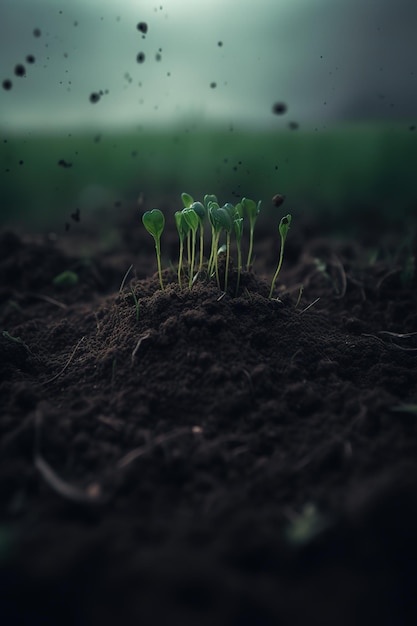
[142,192,291,298]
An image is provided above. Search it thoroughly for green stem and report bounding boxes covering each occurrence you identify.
[178,240,184,289]
[235,243,242,297]
[246,223,254,270]
[268,240,285,299]
[155,240,164,291]
[189,229,197,289]
[224,232,231,292]
[198,225,204,272]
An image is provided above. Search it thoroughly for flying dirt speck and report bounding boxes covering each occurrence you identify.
[33,28,41,37]
[137,52,146,63]
[26,55,35,64]
[2,79,12,90]
[137,22,148,34]
[89,92,101,103]
[272,102,287,115]
[14,64,26,77]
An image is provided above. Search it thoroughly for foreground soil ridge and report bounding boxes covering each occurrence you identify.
[1,225,417,625]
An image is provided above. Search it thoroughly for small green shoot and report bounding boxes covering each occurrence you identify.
[269,214,292,299]
[142,209,165,291]
[233,212,244,296]
[175,211,190,288]
[131,291,140,322]
[190,201,206,272]
[241,197,261,270]
[52,270,79,288]
[182,207,199,289]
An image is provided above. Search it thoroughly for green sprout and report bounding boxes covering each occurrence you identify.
[222,203,237,292]
[209,204,232,290]
[174,210,190,289]
[241,197,261,270]
[190,201,206,272]
[142,209,165,291]
[52,270,79,288]
[181,192,194,209]
[233,212,244,296]
[182,207,199,289]
[269,214,292,299]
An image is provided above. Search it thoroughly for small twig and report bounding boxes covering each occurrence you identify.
[117,427,193,470]
[330,254,347,298]
[131,332,151,364]
[34,454,103,504]
[42,336,85,385]
[299,297,320,314]
[28,293,68,309]
[119,264,134,293]
[34,409,103,504]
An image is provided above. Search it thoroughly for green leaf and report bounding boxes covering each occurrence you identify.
[190,201,206,223]
[181,192,194,208]
[217,206,233,233]
[241,197,259,220]
[182,208,199,232]
[175,211,189,241]
[142,209,165,240]
[223,203,237,220]
[208,203,220,229]
[279,214,292,240]
[204,194,218,209]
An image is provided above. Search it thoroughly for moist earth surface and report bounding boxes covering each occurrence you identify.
[1,208,417,626]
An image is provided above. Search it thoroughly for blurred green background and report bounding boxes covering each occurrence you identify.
[2,123,416,229]
[1,0,416,233]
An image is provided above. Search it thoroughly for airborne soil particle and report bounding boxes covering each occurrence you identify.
[0,210,417,625]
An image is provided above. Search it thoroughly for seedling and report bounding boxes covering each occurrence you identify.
[222,203,237,292]
[142,209,165,290]
[241,197,261,270]
[175,210,190,288]
[52,270,79,288]
[233,212,244,296]
[269,214,292,299]
[182,207,199,289]
[190,201,206,272]
[208,204,232,289]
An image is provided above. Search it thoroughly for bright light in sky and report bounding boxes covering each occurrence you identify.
[1,0,416,130]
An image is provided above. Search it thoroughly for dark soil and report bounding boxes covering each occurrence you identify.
[1,209,417,626]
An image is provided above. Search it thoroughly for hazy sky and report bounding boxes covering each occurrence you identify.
[1,0,416,130]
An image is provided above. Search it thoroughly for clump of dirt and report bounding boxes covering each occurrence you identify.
[1,213,417,626]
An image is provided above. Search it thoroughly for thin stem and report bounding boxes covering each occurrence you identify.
[156,240,164,291]
[189,229,197,289]
[235,243,242,297]
[198,225,204,272]
[178,240,184,288]
[224,232,231,292]
[268,239,285,299]
[246,223,255,270]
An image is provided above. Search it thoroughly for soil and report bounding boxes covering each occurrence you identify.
[1,207,417,626]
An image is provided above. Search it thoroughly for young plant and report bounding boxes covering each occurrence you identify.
[208,204,232,290]
[233,212,244,296]
[142,209,165,291]
[190,201,206,272]
[223,203,237,292]
[182,207,199,289]
[174,211,189,288]
[241,197,261,270]
[269,214,292,299]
